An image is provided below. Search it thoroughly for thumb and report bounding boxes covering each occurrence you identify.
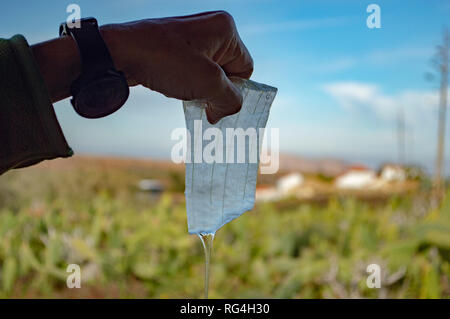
[204,65,243,124]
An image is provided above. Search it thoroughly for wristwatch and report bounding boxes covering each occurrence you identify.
[59,17,129,118]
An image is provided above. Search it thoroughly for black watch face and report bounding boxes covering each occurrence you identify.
[73,75,129,119]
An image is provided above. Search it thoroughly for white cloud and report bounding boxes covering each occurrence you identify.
[323,81,440,125]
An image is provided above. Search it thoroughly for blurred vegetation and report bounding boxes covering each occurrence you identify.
[0,158,449,298]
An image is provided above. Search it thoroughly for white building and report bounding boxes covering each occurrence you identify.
[380,164,406,182]
[255,185,281,202]
[276,172,304,194]
[335,166,377,189]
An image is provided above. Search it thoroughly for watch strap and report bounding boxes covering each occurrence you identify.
[59,18,115,74]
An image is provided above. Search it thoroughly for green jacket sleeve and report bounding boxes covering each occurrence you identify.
[0,35,73,175]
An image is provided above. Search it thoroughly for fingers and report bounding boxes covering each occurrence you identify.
[125,11,251,124]
[221,39,254,79]
[176,11,254,80]
[206,76,243,124]
[201,61,243,124]
[207,11,254,79]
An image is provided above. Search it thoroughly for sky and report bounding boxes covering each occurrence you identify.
[1,0,450,174]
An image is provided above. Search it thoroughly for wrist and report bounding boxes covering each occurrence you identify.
[32,23,134,103]
[32,35,81,102]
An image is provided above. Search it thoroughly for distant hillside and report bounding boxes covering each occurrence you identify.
[35,153,350,178]
[278,153,350,177]
[36,154,183,171]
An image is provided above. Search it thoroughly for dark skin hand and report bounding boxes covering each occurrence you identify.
[31,11,254,124]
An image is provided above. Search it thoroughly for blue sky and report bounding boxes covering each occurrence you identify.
[1,0,449,173]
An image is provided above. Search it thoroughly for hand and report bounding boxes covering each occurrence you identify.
[102,11,253,124]
[33,11,253,124]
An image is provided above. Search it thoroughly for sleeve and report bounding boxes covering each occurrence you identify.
[0,34,73,175]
